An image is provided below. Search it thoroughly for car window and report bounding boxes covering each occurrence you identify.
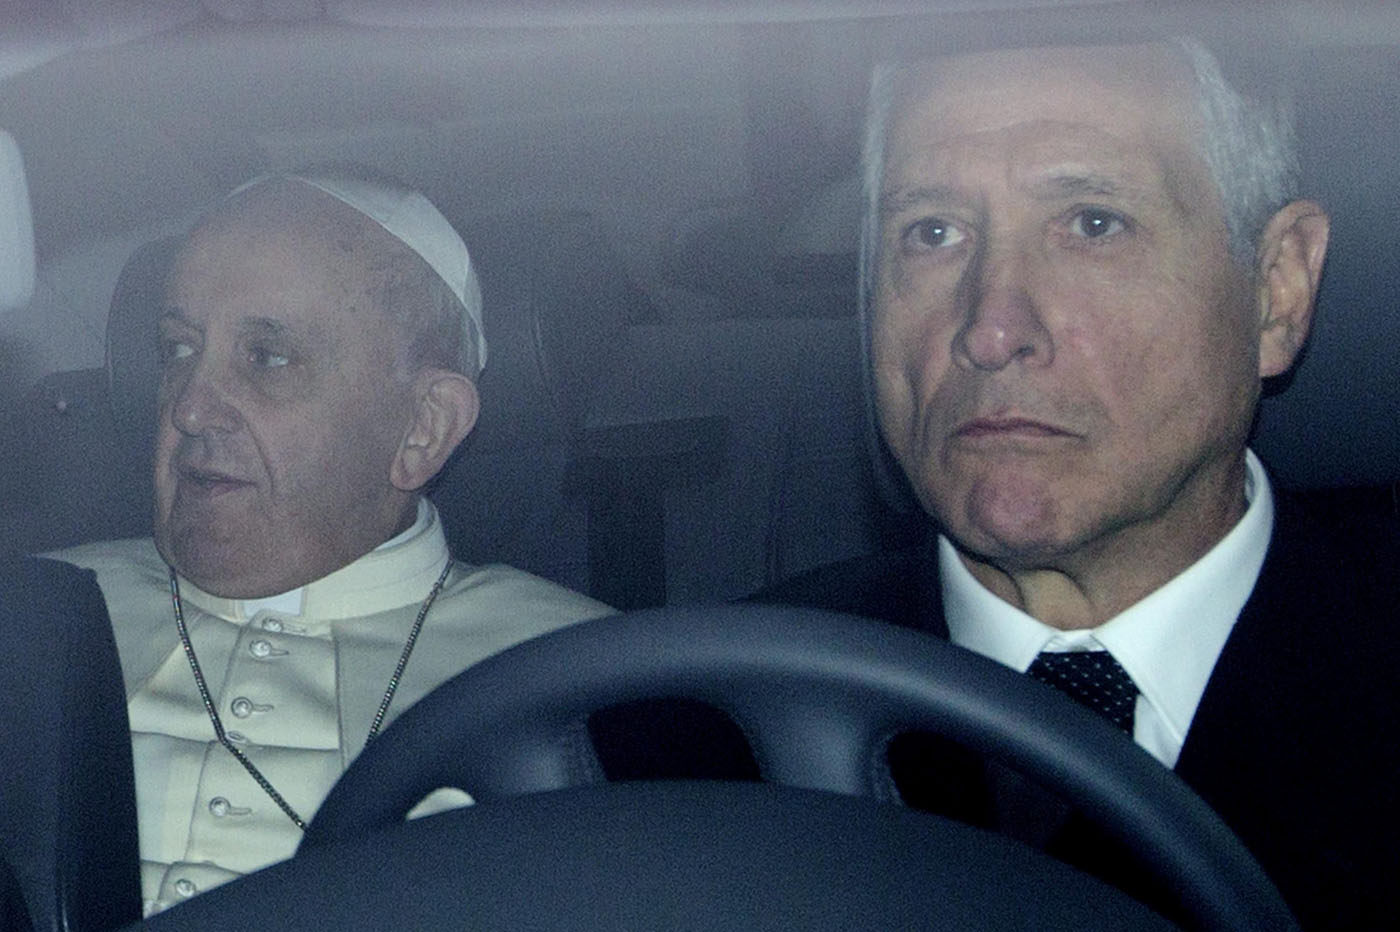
[1,3,1397,927]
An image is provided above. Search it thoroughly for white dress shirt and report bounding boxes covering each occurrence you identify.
[941,450,1275,768]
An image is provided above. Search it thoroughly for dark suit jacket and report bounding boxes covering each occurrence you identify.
[0,556,141,932]
[752,493,1400,931]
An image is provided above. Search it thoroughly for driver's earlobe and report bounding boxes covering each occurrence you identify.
[389,370,480,492]
[1256,200,1330,378]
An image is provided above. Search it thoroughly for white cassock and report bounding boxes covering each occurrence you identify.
[51,500,611,915]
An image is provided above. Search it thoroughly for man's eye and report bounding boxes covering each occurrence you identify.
[903,217,966,251]
[1070,208,1127,239]
[247,346,291,368]
[160,339,196,365]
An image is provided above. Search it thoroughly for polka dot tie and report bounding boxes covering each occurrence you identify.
[1026,650,1138,733]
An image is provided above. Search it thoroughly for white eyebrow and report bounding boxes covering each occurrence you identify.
[1027,169,1173,211]
[236,316,293,338]
[1036,173,1124,199]
[879,184,965,216]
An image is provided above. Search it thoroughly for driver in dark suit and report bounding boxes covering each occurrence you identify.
[761,38,1397,930]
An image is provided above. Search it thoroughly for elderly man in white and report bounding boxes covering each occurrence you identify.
[51,169,610,915]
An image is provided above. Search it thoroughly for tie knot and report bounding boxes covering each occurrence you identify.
[1026,650,1137,733]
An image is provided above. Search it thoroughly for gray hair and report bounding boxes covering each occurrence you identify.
[1171,37,1301,269]
[366,239,475,378]
[858,60,899,345]
[295,164,483,379]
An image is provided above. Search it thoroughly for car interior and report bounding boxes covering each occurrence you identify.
[0,1,1397,929]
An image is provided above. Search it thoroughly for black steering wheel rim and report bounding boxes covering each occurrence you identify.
[302,604,1296,932]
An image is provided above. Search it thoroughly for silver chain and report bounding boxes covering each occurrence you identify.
[168,560,453,831]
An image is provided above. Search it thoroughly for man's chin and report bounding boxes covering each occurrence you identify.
[156,528,291,599]
[949,526,1074,572]
[933,474,1070,553]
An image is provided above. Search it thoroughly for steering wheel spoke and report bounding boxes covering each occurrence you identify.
[468,718,605,801]
[738,695,882,796]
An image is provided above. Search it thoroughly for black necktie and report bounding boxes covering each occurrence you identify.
[1026,650,1138,733]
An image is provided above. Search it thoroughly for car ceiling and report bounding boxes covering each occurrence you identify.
[5,1,1398,257]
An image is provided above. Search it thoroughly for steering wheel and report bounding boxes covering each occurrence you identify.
[142,606,1297,931]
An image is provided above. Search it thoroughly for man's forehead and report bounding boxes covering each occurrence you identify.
[162,187,385,336]
[888,42,1199,155]
[159,305,300,339]
[194,179,375,251]
[169,183,382,290]
[880,42,1213,213]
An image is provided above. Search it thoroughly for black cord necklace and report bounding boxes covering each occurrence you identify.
[167,560,453,830]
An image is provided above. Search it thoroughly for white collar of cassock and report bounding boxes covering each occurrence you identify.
[177,497,446,624]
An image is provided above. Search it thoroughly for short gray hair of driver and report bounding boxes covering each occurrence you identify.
[858,37,1301,320]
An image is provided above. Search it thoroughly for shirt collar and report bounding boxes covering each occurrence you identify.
[179,498,450,624]
[941,450,1274,749]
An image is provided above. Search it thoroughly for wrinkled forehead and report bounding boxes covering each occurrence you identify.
[167,181,395,310]
[186,180,382,262]
[164,182,398,339]
[885,43,1204,176]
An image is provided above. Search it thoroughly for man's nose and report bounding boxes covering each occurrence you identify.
[952,248,1054,372]
[165,365,242,436]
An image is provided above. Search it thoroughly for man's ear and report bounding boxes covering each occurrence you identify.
[389,369,480,492]
[1256,199,1330,378]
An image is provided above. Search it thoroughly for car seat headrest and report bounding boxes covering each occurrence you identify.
[105,236,181,453]
[461,209,649,451]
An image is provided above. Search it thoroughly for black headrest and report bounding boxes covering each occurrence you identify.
[461,209,650,451]
[659,204,856,320]
[106,236,181,454]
